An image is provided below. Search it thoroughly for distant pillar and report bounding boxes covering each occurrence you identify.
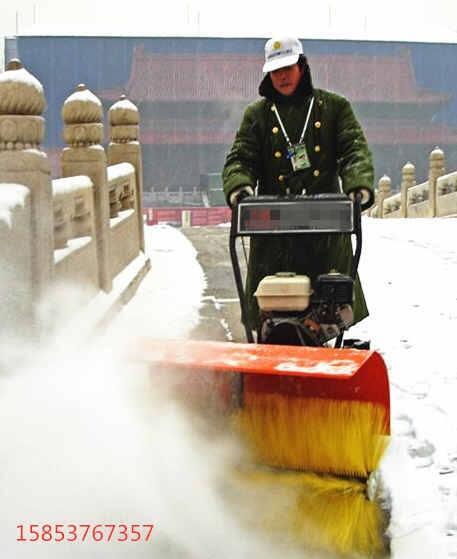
[0,59,54,302]
[400,162,415,218]
[428,146,445,218]
[61,84,111,292]
[182,210,192,228]
[107,95,144,251]
[378,175,391,218]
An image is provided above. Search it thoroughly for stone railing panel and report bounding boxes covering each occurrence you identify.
[406,180,429,218]
[437,172,457,217]
[107,162,139,280]
[382,192,402,218]
[52,176,98,292]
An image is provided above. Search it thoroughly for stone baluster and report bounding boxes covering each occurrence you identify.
[61,84,112,292]
[400,162,415,218]
[378,175,392,218]
[0,59,54,304]
[107,95,145,251]
[428,146,445,218]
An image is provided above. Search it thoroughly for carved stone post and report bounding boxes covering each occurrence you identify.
[400,162,415,218]
[428,146,445,218]
[61,84,112,292]
[0,59,54,303]
[107,95,145,252]
[378,175,391,218]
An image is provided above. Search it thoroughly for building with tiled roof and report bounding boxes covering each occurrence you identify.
[97,45,457,193]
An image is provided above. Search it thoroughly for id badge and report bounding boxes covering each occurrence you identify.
[287,143,310,171]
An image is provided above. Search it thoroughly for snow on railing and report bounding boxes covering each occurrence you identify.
[107,162,136,218]
[370,147,457,218]
[52,176,94,249]
[436,171,457,217]
[0,59,148,337]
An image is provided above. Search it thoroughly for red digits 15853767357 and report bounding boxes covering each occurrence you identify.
[16,524,155,543]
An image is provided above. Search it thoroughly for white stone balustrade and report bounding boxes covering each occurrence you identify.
[436,171,457,217]
[0,60,149,337]
[373,147,457,219]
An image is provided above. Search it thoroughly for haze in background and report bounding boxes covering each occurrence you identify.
[2,0,457,40]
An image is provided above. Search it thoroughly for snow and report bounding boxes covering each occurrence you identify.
[53,236,92,264]
[350,217,457,557]
[0,183,29,208]
[0,66,43,93]
[105,224,206,340]
[110,208,135,227]
[107,162,135,182]
[0,183,29,228]
[62,145,104,153]
[52,175,93,195]
[109,217,457,557]
[1,216,457,557]
[110,98,138,112]
[63,87,102,106]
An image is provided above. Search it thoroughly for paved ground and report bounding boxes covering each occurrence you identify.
[182,226,248,343]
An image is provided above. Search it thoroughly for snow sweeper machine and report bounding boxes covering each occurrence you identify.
[137,193,391,557]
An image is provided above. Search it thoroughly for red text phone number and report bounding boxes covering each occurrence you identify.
[17,524,154,543]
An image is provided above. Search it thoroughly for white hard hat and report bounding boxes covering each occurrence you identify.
[263,37,303,73]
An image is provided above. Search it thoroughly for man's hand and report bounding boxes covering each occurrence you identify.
[229,185,254,207]
[348,187,373,210]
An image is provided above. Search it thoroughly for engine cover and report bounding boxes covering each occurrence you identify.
[254,272,312,312]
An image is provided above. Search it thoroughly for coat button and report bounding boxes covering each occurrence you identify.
[278,175,285,182]
[313,169,320,177]
[274,151,282,159]
[272,126,279,134]
[314,145,321,152]
[314,121,322,129]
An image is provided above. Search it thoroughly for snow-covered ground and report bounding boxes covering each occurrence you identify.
[351,218,457,558]
[0,218,456,558]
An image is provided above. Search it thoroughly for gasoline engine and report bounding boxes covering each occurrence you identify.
[255,270,354,346]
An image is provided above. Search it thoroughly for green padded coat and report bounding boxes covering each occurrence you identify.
[223,67,375,330]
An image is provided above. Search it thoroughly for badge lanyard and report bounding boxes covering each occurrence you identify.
[272,96,315,148]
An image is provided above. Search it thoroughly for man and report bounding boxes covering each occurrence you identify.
[222,37,374,330]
